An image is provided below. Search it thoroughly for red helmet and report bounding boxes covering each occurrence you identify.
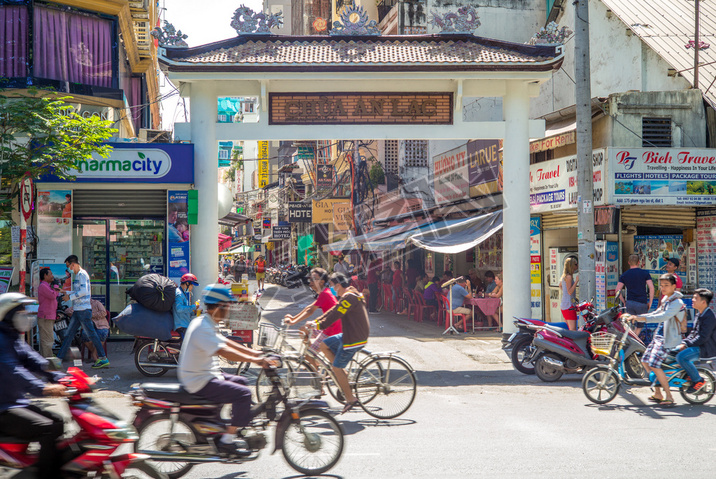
[181,273,199,286]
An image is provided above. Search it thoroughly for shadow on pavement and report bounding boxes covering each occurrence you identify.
[414,368,585,388]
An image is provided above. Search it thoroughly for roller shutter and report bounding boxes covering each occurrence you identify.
[541,212,578,229]
[620,207,696,229]
[73,190,167,217]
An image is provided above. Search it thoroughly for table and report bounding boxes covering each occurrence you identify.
[465,297,501,332]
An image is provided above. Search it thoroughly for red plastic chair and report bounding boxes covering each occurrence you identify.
[403,287,415,319]
[437,294,468,332]
[382,284,394,313]
[412,290,435,323]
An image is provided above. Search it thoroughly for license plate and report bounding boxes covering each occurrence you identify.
[54,319,68,331]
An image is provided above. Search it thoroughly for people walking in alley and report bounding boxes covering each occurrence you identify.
[36,268,58,358]
[672,288,716,395]
[254,255,266,292]
[559,257,579,330]
[56,255,109,368]
[391,261,405,314]
[615,254,654,335]
[366,256,381,313]
[333,255,349,275]
[307,272,370,414]
[173,273,198,339]
[80,299,110,363]
[233,255,247,282]
[450,277,473,331]
[624,273,686,406]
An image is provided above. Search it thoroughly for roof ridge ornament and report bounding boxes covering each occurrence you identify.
[231,5,284,35]
[331,1,380,36]
[151,20,189,47]
[429,6,480,34]
[528,21,573,45]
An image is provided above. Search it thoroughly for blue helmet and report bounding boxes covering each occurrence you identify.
[202,284,236,305]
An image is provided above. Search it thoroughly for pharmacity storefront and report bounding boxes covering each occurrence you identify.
[36,143,194,317]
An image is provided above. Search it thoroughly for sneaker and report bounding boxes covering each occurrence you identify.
[686,381,706,394]
[91,357,110,369]
[211,436,251,458]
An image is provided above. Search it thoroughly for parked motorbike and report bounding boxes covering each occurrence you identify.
[130,357,344,478]
[503,317,569,375]
[285,265,310,289]
[529,294,646,382]
[0,365,164,478]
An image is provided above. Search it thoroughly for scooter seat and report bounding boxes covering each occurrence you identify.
[546,326,590,341]
[140,383,216,405]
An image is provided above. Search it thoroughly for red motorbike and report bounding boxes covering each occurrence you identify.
[0,366,165,479]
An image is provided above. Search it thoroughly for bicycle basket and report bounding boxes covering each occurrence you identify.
[257,323,280,348]
[286,371,322,399]
[591,331,617,357]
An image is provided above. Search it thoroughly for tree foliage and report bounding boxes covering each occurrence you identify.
[369,160,385,185]
[0,90,116,218]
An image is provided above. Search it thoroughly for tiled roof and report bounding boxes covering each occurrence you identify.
[601,0,716,107]
[160,35,562,71]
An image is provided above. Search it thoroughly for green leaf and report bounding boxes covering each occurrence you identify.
[138,152,146,159]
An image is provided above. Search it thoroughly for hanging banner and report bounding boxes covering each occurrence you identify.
[258,141,269,188]
[697,209,716,292]
[530,149,606,213]
[433,144,469,205]
[316,164,334,191]
[168,191,190,283]
[530,216,542,319]
[36,190,72,263]
[289,202,312,223]
[610,147,716,205]
[272,225,291,240]
[332,202,352,231]
[468,140,502,198]
[312,199,350,224]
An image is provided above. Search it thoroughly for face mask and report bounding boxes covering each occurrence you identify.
[13,312,36,333]
[330,287,338,297]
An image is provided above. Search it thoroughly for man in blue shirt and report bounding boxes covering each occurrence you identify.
[484,271,497,295]
[450,277,473,330]
[57,255,109,368]
[615,254,654,335]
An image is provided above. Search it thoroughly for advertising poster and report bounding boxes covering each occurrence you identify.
[634,235,685,294]
[0,267,14,294]
[595,241,619,310]
[37,190,72,263]
[530,149,606,213]
[258,141,269,188]
[168,191,190,283]
[468,140,502,198]
[312,199,350,224]
[697,209,716,292]
[316,164,334,191]
[610,148,716,206]
[433,144,469,205]
[332,202,352,231]
[530,216,542,319]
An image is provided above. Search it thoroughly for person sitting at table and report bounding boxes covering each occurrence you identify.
[414,272,427,293]
[423,275,441,311]
[450,277,473,331]
[441,271,454,293]
[484,271,497,295]
[487,272,503,328]
[468,268,483,293]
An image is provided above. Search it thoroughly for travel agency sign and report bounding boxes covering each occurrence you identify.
[609,147,716,206]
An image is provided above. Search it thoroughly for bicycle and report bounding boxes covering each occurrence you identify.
[582,316,716,405]
[255,323,417,419]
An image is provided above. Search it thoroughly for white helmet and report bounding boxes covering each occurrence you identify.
[0,293,37,333]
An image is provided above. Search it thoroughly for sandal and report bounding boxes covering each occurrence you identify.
[341,400,359,415]
[647,395,664,403]
[659,399,676,407]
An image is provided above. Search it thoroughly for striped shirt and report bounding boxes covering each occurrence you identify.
[69,268,92,311]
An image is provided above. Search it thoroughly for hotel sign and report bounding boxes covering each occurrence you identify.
[269,93,453,125]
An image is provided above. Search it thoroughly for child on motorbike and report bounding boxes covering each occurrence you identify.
[670,288,716,394]
[623,273,685,406]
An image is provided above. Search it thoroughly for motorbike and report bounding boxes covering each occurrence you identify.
[285,265,310,289]
[0,365,164,478]
[129,358,344,478]
[529,294,646,382]
[503,316,570,375]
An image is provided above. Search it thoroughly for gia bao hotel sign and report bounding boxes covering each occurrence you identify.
[529,147,716,214]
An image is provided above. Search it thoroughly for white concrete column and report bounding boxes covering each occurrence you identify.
[502,81,532,334]
[190,82,219,287]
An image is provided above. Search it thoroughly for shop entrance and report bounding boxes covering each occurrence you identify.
[73,218,166,320]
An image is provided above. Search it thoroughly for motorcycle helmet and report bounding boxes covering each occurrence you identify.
[0,293,38,333]
[202,284,236,305]
[181,273,199,286]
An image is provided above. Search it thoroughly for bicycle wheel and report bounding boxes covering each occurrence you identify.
[280,408,344,476]
[679,368,716,405]
[355,355,416,419]
[326,349,373,404]
[582,366,620,404]
[255,357,315,402]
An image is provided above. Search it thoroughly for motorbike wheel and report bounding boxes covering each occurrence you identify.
[534,353,564,382]
[119,461,169,479]
[679,368,716,405]
[134,416,196,479]
[280,408,344,476]
[582,366,620,404]
[134,341,171,377]
[510,336,536,375]
[624,351,646,379]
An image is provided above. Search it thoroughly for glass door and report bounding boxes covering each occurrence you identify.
[72,220,108,304]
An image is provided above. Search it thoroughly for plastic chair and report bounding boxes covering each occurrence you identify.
[412,290,435,323]
[437,294,468,332]
[381,284,394,313]
[403,287,415,319]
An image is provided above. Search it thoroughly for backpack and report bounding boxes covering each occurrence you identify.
[128,274,177,312]
[113,302,173,340]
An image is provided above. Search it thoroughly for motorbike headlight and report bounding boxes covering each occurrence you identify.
[105,425,139,443]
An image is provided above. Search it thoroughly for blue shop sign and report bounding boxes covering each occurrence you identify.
[39,143,194,184]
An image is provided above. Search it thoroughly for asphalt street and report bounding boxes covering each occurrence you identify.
[20,282,716,479]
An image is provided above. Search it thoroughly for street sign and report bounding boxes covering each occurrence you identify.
[262,218,271,230]
[20,177,33,221]
[288,202,312,223]
[316,164,333,190]
[272,225,291,239]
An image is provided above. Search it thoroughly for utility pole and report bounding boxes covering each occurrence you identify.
[694,0,700,90]
[574,0,596,306]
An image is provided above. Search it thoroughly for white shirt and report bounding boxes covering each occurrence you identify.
[178,314,228,393]
[333,261,348,275]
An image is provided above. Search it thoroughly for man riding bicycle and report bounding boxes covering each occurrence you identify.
[303,272,370,414]
[178,284,274,457]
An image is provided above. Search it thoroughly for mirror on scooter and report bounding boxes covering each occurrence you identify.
[69,347,82,368]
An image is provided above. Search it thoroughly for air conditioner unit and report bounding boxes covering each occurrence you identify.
[139,129,172,143]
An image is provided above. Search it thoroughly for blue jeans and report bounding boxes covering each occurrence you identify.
[676,346,702,383]
[57,309,106,361]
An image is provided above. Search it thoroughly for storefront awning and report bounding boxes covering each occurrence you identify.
[218,212,250,227]
[407,210,503,254]
[218,233,232,252]
[219,244,253,255]
[364,218,463,251]
[323,220,429,252]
